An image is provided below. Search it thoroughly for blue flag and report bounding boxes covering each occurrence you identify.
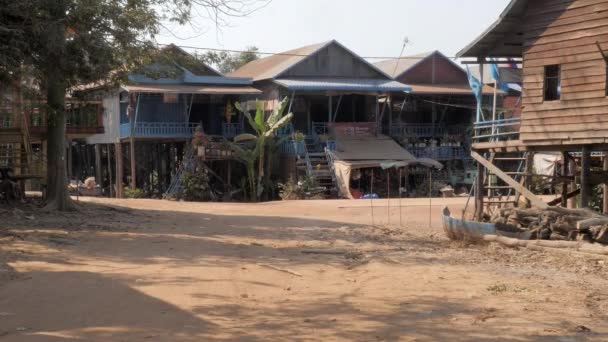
[489,60,511,92]
[466,66,482,103]
[466,66,483,122]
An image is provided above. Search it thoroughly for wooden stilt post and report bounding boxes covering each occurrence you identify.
[129,139,136,189]
[561,151,569,207]
[604,152,608,214]
[66,140,73,181]
[388,95,393,135]
[107,144,113,198]
[580,145,591,208]
[524,152,534,208]
[568,157,577,209]
[328,96,332,123]
[94,144,102,187]
[115,142,123,198]
[475,160,485,222]
[227,160,232,188]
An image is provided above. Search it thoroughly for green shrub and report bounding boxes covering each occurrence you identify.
[181,167,213,201]
[123,187,146,198]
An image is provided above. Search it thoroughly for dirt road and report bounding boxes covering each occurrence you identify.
[0,198,607,341]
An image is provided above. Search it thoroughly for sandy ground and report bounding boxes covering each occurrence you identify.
[0,197,607,341]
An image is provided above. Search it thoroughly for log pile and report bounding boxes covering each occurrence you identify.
[485,206,608,245]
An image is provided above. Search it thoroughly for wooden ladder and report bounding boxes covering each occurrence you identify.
[472,151,548,219]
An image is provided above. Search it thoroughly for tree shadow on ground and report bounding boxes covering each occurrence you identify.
[0,201,603,341]
[0,270,214,341]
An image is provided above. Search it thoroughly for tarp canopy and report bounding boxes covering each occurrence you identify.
[273,78,411,93]
[123,84,262,95]
[330,135,443,199]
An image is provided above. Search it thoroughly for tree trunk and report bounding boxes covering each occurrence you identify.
[44,0,73,211]
[247,161,255,202]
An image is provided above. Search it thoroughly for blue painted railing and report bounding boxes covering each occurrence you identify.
[280,139,306,155]
[120,122,197,138]
[391,123,445,137]
[473,118,520,142]
[222,122,244,139]
[407,146,469,161]
[326,140,337,152]
[276,123,295,137]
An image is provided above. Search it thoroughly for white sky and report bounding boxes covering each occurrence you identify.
[157,0,511,60]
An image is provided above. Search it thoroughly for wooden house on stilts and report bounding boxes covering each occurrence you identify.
[458,0,608,218]
[230,40,441,198]
[80,45,261,198]
[374,51,500,190]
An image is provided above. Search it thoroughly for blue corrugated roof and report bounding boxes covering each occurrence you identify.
[273,78,411,92]
[128,66,253,86]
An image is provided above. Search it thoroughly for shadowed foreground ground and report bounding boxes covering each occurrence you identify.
[0,197,606,341]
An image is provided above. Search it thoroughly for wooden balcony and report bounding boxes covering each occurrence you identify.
[221,122,244,139]
[472,118,521,143]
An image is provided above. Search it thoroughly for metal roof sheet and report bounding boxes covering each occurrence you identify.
[457,0,528,58]
[273,78,411,93]
[228,42,329,81]
[373,51,435,78]
[123,84,261,95]
[129,72,253,86]
[229,40,395,82]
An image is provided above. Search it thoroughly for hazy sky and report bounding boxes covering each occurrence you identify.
[157,0,511,61]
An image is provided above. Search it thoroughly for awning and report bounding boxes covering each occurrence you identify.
[457,0,528,58]
[123,84,262,95]
[273,78,411,93]
[329,135,442,199]
[408,84,500,96]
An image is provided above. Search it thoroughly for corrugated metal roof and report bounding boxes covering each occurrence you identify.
[123,84,261,95]
[273,78,411,92]
[129,72,253,86]
[229,40,396,82]
[373,51,435,78]
[457,0,528,58]
[228,41,329,81]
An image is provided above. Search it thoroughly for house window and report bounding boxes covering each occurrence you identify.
[544,64,561,101]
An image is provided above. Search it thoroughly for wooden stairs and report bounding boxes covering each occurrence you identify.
[471,151,548,220]
[295,138,337,196]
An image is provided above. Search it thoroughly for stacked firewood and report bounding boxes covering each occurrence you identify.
[486,207,608,245]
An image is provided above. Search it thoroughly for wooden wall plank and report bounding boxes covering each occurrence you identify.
[518,0,608,144]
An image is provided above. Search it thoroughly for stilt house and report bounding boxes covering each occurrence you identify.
[457,0,608,218]
[375,51,499,190]
[230,40,442,198]
[80,45,261,197]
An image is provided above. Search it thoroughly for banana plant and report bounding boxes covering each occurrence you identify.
[231,97,294,201]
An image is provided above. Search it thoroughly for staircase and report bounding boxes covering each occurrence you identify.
[482,152,532,209]
[294,137,337,195]
[471,151,548,220]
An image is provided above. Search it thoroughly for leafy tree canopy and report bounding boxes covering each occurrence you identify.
[200,46,260,74]
[0,0,269,210]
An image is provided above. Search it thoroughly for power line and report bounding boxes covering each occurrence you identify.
[159,43,462,60]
